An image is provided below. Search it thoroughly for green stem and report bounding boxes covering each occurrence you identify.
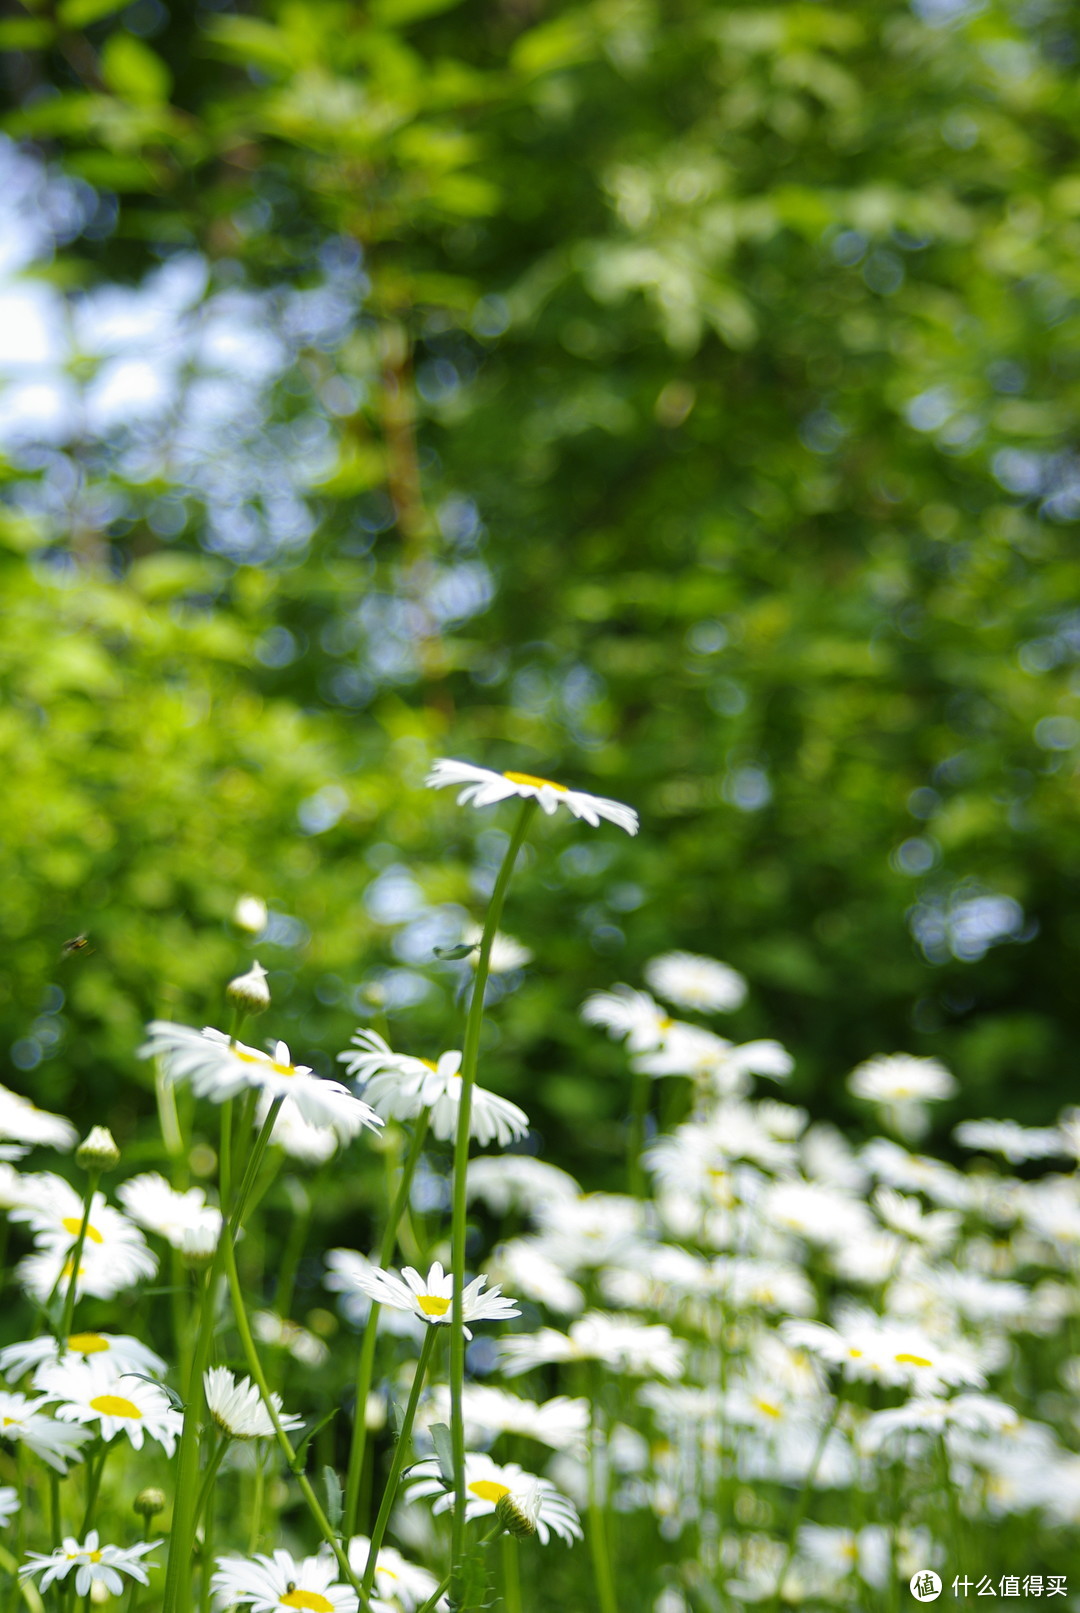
[58,1171,101,1341]
[416,1524,501,1613]
[361,1326,438,1596]
[192,1430,227,1535]
[220,1224,371,1606]
[627,1068,651,1197]
[449,799,536,1597]
[78,1445,106,1538]
[161,1098,282,1613]
[587,1390,618,1613]
[770,1395,842,1611]
[344,1114,429,1539]
[500,1532,522,1613]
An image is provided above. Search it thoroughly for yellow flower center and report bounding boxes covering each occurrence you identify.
[753,1398,783,1420]
[68,1333,109,1354]
[281,1594,334,1611]
[417,1294,451,1318]
[89,1394,142,1419]
[89,1552,103,1564]
[895,1352,933,1368]
[420,1058,439,1071]
[847,1347,864,1358]
[503,771,566,792]
[234,1048,295,1077]
[469,1480,511,1503]
[61,1217,103,1244]
[2,1418,16,1428]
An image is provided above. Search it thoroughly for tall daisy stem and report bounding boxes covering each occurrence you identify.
[449,798,536,1601]
[58,1170,101,1342]
[344,1113,430,1538]
[770,1394,843,1611]
[220,1228,371,1606]
[161,1099,283,1613]
[361,1325,438,1596]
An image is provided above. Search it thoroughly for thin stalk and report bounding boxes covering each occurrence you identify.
[449,799,536,1595]
[0,1546,44,1613]
[58,1171,101,1341]
[161,1098,282,1613]
[220,1227,371,1606]
[500,1533,522,1613]
[627,1067,651,1197]
[587,1398,618,1613]
[361,1326,438,1596]
[344,1113,429,1538]
[770,1395,843,1611]
[78,1445,106,1538]
[937,1432,964,1570]
[193,1430,227,1536]
[416,1524,502,1613]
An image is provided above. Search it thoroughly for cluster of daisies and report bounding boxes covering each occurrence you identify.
[0,760,1073,1611]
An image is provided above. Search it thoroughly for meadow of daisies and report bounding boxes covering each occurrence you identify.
[0,758,1077,1611]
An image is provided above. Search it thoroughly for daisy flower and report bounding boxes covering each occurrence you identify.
[643,952,747,1013]
[345,1538,443,1611]
[37,1358,183,1454]
[20,1532,160,1598]
[340,1260,519,1339]
[782,1315,985,1394]
[405,1453,582,1544]
[425,758,638,835]
[211,1550,359,1612]
[499,1313,685,1380]
[16,1237,158,1305]
[953,1118,1064,1164]
[0,1331,166,1385]
[0,1489,17,1525]
[204,1367,303,1440]
[860,1393,1020,1453]
[466,1155,579,1217]
[324,1251,425,1338]
[0,1391,91,1472]
[251,1312,330,1368]
[262,1096,340,1163]
[0,1083,77,1154]
[580,987,672,1052]
[422,1385,589,1453]
[116,1172,223,1251]
[11,1177,151,1256]
[849,1054,957,1140]
[142,1024,383,1136]
[340,1032,528,1148]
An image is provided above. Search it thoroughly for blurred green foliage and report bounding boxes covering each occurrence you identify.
[2,0,1080,1188]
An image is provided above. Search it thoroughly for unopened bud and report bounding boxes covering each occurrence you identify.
[180,1219,219,1270]
[233,895,268,935]
[495,1488,539,1538]
[134,1486,166,1524]
[76,1126,120,1172]
[227,960,271,1014]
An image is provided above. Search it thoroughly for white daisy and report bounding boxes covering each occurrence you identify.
[116,1172,223,1251]
[16,1237,158,1305]
[0,1488,17,1525]
[954,1118,1064,1164]
[142,1024,383,1136]
[487,1238,585,1316]
[233,894,268,935]
[11,1177,149,1253]
[499,1312,685,1379]
[0,1331,166,1385]
[0,1084,77,1153]
[37,1358,183,1454]
[872,1187,960,1250]
[251,1312,330,1368]
[782,1315,985,1394]
[204,1367,303,1440]
[345,1538,443,1611]
[861,1393,1021,1453]
[341,1033,528,1148]
[422,1385,589,1453]
[466,1156,580,1217]
[20,1532,160,1598]
[339,1260,519,1340]
[405,1453,582,1544]
[580,987,672,1052]
[211,1549,359,1612]
[0,1391,92,1472]
[426,758,638,835]
[849,1054,957,1140]
[643,952,747,1013]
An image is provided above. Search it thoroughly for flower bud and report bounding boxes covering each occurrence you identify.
[180,1220,219,1270]
[233,895,268,935]
[495,1489,539,1538]
[134,1486,166,1525]
[76,1126,120,1172]
[227,960,271,1014]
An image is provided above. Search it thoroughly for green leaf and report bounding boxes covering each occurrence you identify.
[0,19,54,48]
[294,1408,338,1466]
[433,942,477,960]
[101,33,172,106]
[429,1422,454,1485]
[370,0,466,26]
[120,1373,185,1413]
[322,1466,344,1532]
